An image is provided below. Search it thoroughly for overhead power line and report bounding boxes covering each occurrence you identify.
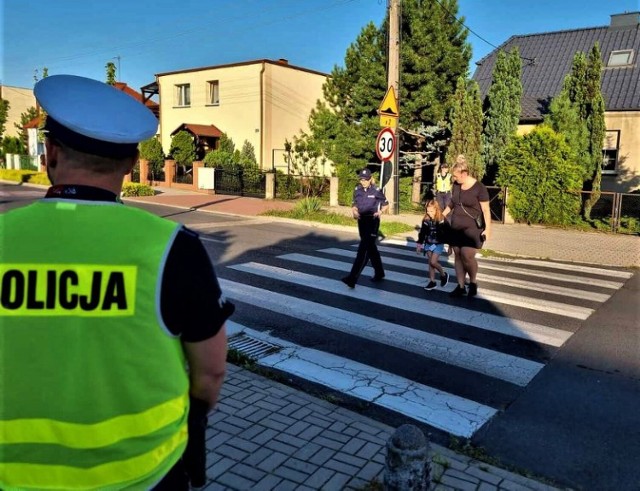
[429,0,536,65]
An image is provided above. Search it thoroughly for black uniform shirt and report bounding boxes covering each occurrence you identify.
[352,184,388,216]
[44,185,234,342]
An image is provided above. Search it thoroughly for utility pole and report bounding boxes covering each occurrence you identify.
[387,0,401,214]
[113,55,121,81]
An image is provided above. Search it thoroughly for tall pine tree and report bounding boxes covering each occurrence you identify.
[482,47,522,183]
[546,44,605,220]
[448,77,484,178]
[301,0,470,204]
[582,43,606,220]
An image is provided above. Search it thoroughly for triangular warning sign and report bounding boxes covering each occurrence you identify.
[378,86,398,117]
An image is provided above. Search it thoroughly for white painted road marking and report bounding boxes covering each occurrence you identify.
[220,278,544,386]
[229,262,573,347]
[313,251,595,319]
[226,322,497,438]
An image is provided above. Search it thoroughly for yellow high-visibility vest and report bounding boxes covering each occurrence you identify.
[1,199,189,490]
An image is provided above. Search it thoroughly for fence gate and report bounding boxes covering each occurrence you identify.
[487,186,506,223]
[213,168,266,198]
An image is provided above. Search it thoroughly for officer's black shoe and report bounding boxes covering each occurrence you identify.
[341,276,356,288]
[370,273,385,282]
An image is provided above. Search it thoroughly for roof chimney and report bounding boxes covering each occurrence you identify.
[609,12,640,28]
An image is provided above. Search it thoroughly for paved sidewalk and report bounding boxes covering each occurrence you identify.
[129,187,640,268]
[209,364,563,491]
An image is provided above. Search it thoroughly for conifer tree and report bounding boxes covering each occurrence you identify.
[0,98,9,144]
[482,47,522,183]
[546,44,605,220]
[301,0,470,205]
[448,77,484,178]
[582,43,606,220]
[106,62,117,85]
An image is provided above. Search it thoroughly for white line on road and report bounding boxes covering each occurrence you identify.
[228,262,573,347]
[378,239,633,290]
[220,279,544,386]
[225,321,497,438]
[314,250,594,319]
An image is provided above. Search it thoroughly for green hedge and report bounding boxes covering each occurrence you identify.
[0,169,49,185]
[121,183,155,197]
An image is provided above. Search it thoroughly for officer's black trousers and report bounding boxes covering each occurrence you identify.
[348,215,384,280]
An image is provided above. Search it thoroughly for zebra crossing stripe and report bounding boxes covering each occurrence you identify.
[357,246,625,290]
[507,258,633,279]
[342,247,611,302]
[225,321,497,438]
[312,251,594,319]
[228,262,573,347]
[219,279,543,386]
[380,239,633,290]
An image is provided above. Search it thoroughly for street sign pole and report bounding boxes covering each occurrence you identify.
[387,0,400,215]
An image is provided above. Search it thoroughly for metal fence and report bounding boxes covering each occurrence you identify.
[174,166,193,185]
[214,168,266,198]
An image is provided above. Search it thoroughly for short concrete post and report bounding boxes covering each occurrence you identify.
[265,172,275,200]
[384,424,430,491]
[330,176,339,207]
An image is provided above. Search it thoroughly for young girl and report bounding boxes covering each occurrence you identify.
[416,199,449,290]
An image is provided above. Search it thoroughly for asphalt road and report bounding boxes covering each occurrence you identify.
[3,183,639,490]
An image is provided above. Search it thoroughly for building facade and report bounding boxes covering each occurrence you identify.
[473,12,640,193]
[0,85,36,139]
[154,59,328,171]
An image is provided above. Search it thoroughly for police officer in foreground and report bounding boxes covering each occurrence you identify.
[341,168,389,288]
[0,75,233,490]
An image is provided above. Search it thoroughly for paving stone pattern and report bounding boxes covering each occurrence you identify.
[201,365,563,491]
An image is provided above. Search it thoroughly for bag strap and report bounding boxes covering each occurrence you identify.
[460,202,481,221]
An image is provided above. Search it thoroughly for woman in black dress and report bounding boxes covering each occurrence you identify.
[443,155,492,297]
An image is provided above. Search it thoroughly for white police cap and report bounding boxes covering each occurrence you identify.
[34,75,157,148]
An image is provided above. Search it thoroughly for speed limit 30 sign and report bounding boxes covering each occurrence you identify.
[376,127,396,161]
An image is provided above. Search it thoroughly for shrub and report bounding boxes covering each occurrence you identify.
[0,169,41,183]
[275,171,299,199]
[121,183,155,197]
[139,137,165,176]
[294,197,323,214]
[27,173,51,185]
[169,131,195,168]
[497,126,582,225]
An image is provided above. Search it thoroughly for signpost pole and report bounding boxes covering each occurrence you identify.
[387,0,400,215]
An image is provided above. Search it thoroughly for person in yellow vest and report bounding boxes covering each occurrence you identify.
[0,75,233,490]
[433,161,453,212]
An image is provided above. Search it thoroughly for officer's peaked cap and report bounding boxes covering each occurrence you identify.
[358,168,372,179]
[34,74,158,158]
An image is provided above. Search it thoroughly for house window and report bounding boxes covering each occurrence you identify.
[602,130,620,173]
[207,80,220,105]
[607,50,634,67]
[175,84,190,107]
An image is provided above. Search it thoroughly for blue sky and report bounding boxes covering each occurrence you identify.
[2,0,639,91]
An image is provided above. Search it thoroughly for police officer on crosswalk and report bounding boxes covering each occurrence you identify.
[342,168,389,288]
[0,75,233,490]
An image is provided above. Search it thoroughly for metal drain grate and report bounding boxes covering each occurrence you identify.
[228,333,283,360]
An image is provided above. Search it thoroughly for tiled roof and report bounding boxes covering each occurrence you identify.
[473,14,640,121]
[23,116,42,129]
[172,123,223,138]
[114,82,159,110]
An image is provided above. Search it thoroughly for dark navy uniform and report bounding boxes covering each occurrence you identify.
[342,172,389,287]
